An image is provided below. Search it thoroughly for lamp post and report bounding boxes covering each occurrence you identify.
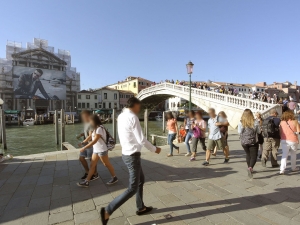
[186,61,194,111]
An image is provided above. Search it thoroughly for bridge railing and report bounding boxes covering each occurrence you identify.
[138,83,282,117]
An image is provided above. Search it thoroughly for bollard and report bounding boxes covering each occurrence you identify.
[0,109,7,150]
[162,111,165,133]
[112,109,117,141]
[0,110,2,144]
[60,109,65,150]
[54,110,59,145]
[144,109,148,140]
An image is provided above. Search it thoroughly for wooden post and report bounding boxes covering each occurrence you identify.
[112,109,117,140]
[0,110,2,144]
[144,109,148,140]
[162,111,165,133]
[54,110,59,145]
[60,109,65,150]
[151,135,157,145]
[0,109,7,150]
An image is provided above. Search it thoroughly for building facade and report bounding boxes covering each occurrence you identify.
[107,76,153,95]
[119,90,134,109]
[0,38,80,114]
[77,87,120,111]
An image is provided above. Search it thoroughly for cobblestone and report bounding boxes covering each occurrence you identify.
[0,131,300,224]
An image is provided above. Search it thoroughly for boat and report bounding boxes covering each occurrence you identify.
[155,115,163,121]
[23,118,35,126]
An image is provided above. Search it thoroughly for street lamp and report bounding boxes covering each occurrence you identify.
[186,61,194,111]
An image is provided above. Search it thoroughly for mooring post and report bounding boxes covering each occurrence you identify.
[162,111,165,133]
[0,109,7,150]
[60,109,65,150]
[144,108,148,140]
[0,109,2,144]
[112,109,117,140]
[54,110,59,145]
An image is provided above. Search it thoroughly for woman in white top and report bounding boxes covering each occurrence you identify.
[77,115,117,187]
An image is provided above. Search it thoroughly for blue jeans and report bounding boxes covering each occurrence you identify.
[168,133,179,155]
[185,132,193,153]
[106,153,145,215]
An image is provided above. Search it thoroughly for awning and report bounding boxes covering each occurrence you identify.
[4,110,20,114]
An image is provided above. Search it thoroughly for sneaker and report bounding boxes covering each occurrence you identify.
[167,154,173,157]
[279,171,284,175]
[81,173,88,180]
[77,180,89,187]
[107,176,118,185]
[261,160,266,167]
[202,161,209,166]
[212,153,217,157]
[291,167,300,172]
[185,153,192,157]
[90,174,99,181]
[189,157,196,162]
[247,167,253,178]
[223,158,229,163]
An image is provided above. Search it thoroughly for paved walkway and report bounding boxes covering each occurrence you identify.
[1,132,300,225]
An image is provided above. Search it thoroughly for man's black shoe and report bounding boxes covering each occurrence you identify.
[136,206,153,216]
[100,207,109,225]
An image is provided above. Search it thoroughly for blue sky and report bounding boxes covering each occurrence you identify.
[1,0,300,89]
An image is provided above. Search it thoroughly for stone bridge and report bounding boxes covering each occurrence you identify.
[137,83,282,128]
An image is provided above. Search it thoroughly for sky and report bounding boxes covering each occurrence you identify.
[1,0,300,89]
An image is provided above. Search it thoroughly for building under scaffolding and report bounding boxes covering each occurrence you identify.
[0,38,81,114]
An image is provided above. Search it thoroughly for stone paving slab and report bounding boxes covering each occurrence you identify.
[0,131,300,224]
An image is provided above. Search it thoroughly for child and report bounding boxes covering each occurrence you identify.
[178,124,187,143]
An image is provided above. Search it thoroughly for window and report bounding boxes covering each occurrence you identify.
[78,95,81,99]
[86,95,90,99]
[94,95,97,100]
[109,103,111,108]
[114,93,117,99]
[95,103,97,108]
[103,103,106,108]
[99,104,102,108]
[87,103,90,108]
[104,93,107,99]
[78,103,81,108]
[82,103,86,108]
[134,82,136,88]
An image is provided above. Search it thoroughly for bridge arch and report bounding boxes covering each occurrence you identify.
[137,83,282,129]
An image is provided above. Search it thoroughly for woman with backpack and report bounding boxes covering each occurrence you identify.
[184,110,195,156]
[77,114,118,187]
[238,109,261,178]
[190,111,207,161]
[279,110,300,174]
[166,112,179,157]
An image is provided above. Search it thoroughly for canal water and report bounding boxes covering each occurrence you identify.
[0,121,168,156]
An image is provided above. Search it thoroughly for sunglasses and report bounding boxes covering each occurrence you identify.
[34,72,41,77]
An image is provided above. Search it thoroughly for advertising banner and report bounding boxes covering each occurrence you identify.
[13,66,66,100]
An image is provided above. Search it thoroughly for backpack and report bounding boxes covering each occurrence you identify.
[262,118,278,138]
[100,125,116,151]
[193,125,202,138]
[240,127,257,145]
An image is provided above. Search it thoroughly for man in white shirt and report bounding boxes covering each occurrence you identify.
[100,97,161,225]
